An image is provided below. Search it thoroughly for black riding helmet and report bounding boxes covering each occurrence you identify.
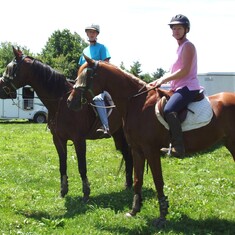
[168,14,190,32]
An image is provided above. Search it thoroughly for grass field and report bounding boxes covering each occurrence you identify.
[0,121,234,234]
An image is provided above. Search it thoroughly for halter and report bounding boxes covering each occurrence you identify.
[74,61,157,104]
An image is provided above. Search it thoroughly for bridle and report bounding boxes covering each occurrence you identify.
[73,61,99,105]
[73,60,158,105]
[1,55,28,92]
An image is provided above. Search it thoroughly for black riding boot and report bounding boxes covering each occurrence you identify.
[161,112,185,157]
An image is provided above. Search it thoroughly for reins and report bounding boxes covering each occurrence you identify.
[131,84,160,99]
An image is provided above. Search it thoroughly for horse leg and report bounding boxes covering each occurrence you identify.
[224,137,235,161]
[74,139,90,201]
[53,136,68,197]
[123,147,133,189]
[147,152,169,228]
[112,129,133,188]
[119,140,133,189]
[126,148,145,217]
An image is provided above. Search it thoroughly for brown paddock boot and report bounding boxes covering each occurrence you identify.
[161,112,185,157]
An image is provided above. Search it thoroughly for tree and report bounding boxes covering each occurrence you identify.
[152,68,166,79]
[125,60,167,83]
[130,61,142,77]
[120,61,128,72]
[140,73,152,83]
[40,29,88,80]
[0,42,32,76]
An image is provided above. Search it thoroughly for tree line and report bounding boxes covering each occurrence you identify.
[0,29,166,82]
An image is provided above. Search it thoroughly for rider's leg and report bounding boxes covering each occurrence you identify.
[161,87,199,157]
[161,112,185,157]
[93,92,111,137]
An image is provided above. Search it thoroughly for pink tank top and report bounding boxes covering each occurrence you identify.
[170,40,200,91]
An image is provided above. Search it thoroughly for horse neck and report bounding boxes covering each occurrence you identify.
[26,62,71,114]
[100,67,146,116]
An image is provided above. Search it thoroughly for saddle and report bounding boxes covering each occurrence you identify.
[157,88,205,123]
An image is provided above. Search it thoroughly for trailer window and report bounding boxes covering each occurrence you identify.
[22,87,34,99]
[22,87,34,110]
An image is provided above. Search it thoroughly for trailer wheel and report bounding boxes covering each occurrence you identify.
[33,112,47,123]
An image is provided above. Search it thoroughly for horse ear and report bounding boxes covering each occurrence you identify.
[84,54,95,66]
[12,46,23,59]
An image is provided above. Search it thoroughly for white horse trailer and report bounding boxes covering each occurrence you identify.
[0,86,48,123]
[198,72,235,96]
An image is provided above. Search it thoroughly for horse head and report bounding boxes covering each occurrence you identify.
[67,55,100,111]
[0,46,33,98]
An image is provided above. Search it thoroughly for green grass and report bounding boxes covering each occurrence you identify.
[0,121,234,234]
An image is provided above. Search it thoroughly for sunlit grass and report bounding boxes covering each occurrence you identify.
[0,121,234,234]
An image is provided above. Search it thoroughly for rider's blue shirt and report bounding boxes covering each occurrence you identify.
[79,42,111,65]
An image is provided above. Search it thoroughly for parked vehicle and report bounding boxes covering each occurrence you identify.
[0,86,48,123]
[198,72,235,96]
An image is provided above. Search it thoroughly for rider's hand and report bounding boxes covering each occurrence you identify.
[149,77,166,88]
[149,81,157,87]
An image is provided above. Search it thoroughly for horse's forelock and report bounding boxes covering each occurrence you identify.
[77,69,88,87]
[78,63,88,76]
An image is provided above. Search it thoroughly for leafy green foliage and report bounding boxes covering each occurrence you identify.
[130,61,142,77]
[153,68,167,79]
[0,42,32,76]
[41,29,88,80]
[0,121,234,234]
[0,30,166,82]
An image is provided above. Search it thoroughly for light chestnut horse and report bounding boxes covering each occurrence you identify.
[67,55,235,227]
[0,47,133,201]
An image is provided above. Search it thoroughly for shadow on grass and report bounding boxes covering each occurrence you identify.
[0,119,30,124]
[63,187,155,217]
[160,142,225,159]
[17,187,155,220]
[94,214,235,235]
[17,186,235,235]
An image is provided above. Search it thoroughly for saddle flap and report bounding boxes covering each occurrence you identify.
[157,96,187,123]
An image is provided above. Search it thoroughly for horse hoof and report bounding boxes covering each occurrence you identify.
[125,212,134,217]
[82,195,89,202]
[60,190,68,198]
[124,184,133,190]
[153,217,167,229]
[125,210,137,217]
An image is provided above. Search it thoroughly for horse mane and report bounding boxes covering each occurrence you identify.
[101,61,147,88]
[33,59,72,97]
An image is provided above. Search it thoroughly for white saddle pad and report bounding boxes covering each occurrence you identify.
[155,97,213,132]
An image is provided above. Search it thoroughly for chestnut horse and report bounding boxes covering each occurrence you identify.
[0,47,133,200]
[67,55,235,227]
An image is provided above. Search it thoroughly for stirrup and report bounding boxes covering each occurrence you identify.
[160,143,172,155]
[161,144,185,158]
